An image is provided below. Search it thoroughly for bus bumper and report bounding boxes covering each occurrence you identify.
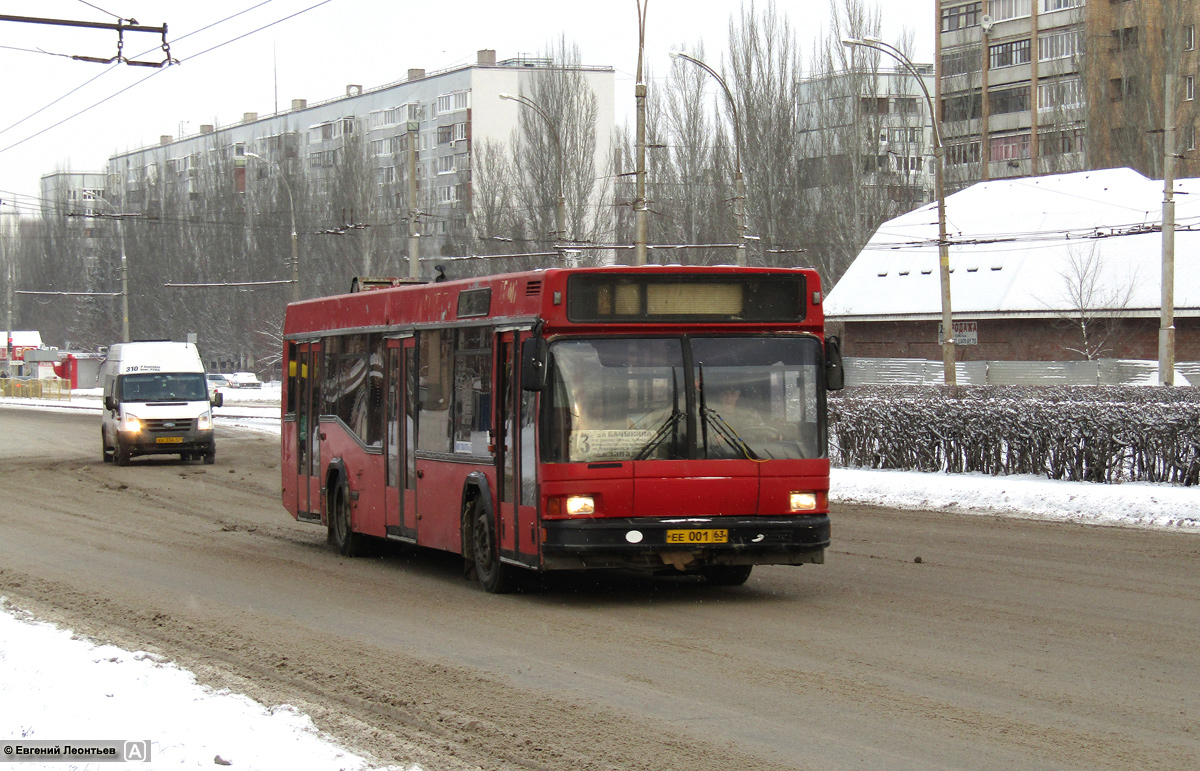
[539,515,830,571]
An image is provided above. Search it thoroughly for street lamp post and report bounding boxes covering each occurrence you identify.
[499,92,566,259]
[670,51,747,267]
[842,37,956,385]
[244,152,300,303]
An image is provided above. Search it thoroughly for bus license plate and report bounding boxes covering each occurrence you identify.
[666,529,728,544]
[156,437,183,444]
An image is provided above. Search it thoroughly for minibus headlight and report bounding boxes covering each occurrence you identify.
[789,492,818,512]
[121,416,142,433]
[198,412,213,431]
[565,495,596,516]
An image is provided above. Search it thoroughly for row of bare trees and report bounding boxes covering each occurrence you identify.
[4,0,947,369]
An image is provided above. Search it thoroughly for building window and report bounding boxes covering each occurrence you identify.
[989,133,1031,162]
[1109,77,1137,101]
[859,97,889,114]
[941,2,982,32]
[894,97,919,114]
[941,48,981,78]
[888,127,922,144]
[1038,78,1083,112]
[1188,76,1196,101]
[453,122,467,141]
[1186,125,1197,152]
[1039,128,1084,156]
[1042,0,1083,10]
[454,91,469,110]
[988,85,1031,115]
[437,155,456,174]
[946,141,981,166]
[1187,25,1196,52]
[1111,27,1139,52]
[988,0,1031,22]
[990,39,1032,69]
[941,90,982,122]
[437,125,453,144]
[1039,30,1080,62]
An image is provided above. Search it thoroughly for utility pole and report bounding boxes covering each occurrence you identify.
[407,121,420,279]
[1160,0,1178,386]
[4,214,12,376]
[634,0,649,265]
[844,37,956,384]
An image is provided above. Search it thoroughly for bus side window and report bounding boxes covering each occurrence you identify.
[417,329,453,453]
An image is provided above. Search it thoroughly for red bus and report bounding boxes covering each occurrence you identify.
[281,265,844,592]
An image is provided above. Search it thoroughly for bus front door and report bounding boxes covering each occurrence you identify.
[296,342,322,520]
[497,331,539,564]
[384,336,417,541]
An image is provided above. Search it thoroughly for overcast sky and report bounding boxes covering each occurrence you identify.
[0,0,935,211]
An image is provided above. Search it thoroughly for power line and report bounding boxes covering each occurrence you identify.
[0,0,327,158]
[0,1,276,141]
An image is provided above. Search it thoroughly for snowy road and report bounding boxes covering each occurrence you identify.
[1,407,1198,770]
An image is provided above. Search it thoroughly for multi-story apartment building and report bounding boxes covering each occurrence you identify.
[39,171,108,217]
[937,0,1200,190]
[798,63,937,204]
[102,50,614,253]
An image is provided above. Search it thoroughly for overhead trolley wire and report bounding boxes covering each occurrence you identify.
[0,0,327,158]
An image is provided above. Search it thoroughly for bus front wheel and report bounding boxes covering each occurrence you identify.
[470,499,514,594]
[329,482,362,557]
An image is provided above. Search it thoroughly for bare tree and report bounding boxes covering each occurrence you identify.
[1046,243,1137,360]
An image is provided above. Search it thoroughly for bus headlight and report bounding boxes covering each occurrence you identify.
[121,416,142,433]
[565,495,596,516]
[198,412,213,431]
[789,492,817,512]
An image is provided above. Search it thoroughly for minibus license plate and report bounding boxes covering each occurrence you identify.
[156,437,183,444]
[666,529,728,544]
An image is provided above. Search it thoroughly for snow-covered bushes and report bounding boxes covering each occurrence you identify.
[830,386,1200,485]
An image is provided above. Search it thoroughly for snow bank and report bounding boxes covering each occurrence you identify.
[0,599,413,771]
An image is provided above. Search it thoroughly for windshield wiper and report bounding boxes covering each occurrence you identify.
[633,368,682,461]
[697,363,760,461]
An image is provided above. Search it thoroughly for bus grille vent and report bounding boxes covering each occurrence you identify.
[525,280,542,296]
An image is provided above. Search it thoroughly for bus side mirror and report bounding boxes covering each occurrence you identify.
[104,394,116,411]
[212,392,224,408]
[824,335,845,391]
[521,337,548,392]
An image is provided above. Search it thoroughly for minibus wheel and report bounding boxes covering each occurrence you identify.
[115,440,131,466]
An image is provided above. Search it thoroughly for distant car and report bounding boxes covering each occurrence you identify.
[227,371,262,389]
[205,374,227,405]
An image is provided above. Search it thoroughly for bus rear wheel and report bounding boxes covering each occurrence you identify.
[470,499,514,594]
[329,482,362,557]
[702,565,753,586]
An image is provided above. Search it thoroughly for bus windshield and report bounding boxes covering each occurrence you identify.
[118,373,208,402]
[543,336,824,463]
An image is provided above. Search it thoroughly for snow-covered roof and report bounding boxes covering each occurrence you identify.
[825,167,1200,320]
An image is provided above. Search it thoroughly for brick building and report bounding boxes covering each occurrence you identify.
[824,167,1199,363]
